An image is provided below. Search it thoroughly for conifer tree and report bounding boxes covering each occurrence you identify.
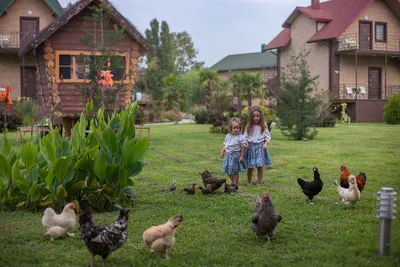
[276,48,321,140]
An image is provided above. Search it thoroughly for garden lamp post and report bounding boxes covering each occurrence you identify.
[377,187,397,256]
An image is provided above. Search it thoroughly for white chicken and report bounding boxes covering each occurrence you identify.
[333,175,360,207]
[45,226,69,241]
[42,203,76,236]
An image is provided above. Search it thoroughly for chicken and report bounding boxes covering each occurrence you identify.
[142,215,183,260]
[183,183,197,194]
[169,180,177,192]
[79,206,130,267]
[199,184,213,194]
[45,226,69,241]
[340,166,367,192]
[356,172,367,192]
[339,165,351,188]
[200,170,226,191]
[250,192,282,242]
[42,203,76,236]
[334,175,361,207]
[224,183,237,194]
[297,167,323,202]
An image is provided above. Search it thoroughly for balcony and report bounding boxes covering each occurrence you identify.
[0,32,20,49]
[338,34,400,56]
[336,83,400,100]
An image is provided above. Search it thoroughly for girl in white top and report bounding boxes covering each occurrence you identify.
[220,118,246,190]
[243,106,272,185]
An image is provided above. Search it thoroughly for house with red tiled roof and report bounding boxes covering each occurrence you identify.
[263,0,400,122]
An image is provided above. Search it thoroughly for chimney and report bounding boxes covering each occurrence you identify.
[312,0,320,9]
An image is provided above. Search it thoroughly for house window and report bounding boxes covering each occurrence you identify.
[55,51,129,83]
[375,22,387,42]
[59,55,72,79]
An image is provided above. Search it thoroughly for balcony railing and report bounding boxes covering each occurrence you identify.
[338,34,400,53]
[0,32,20,48]
[337,84,400,100]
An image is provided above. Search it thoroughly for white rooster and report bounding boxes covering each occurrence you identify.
[42,203,76,237]
[333,175,360,207]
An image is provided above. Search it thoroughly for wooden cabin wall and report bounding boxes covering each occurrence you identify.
[37,5,140,118]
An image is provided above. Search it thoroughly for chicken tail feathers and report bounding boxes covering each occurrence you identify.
[297,178,305,187]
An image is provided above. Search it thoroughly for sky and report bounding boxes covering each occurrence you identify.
[58,0,327,67]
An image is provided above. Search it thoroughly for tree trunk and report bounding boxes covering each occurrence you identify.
[247,95,252,107]
[174,99,179,124]
[205,86,211,112]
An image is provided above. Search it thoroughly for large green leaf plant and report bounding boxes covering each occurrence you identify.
[0,102,147,212]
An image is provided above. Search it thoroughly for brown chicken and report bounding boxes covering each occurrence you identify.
[142,215,183,260]
[340,166,367,192]
[200,170,226,191]
[199,184,213,194]
[339,165,351,188]
[250,192,282,242]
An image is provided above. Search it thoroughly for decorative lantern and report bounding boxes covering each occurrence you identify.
[377,187,397,256]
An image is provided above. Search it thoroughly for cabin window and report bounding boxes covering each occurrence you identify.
[55,51,129,83]
[75,55,91,80]
[375,22,387,42]
[110,56,126,80]
[59,55,72,79]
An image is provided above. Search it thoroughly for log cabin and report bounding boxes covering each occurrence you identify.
[19,0,149,136]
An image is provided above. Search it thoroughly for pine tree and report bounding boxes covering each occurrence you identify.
[276,48,321,140]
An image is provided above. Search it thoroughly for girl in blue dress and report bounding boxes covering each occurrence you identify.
[220,118,246,190]
[244,106,272,185]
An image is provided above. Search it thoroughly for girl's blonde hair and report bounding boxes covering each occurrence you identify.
[245,106,266,136]
[228,117,242,135]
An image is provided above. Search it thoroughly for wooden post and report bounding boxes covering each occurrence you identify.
[385,42,388,99]
[355,50,358,95]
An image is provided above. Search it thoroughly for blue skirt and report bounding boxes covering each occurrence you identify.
[222,150,246,175]
[244,142,272,169]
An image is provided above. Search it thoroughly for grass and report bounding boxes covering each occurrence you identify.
[1,123,400,266]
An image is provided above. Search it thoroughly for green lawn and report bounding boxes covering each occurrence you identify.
[0,123,399,266]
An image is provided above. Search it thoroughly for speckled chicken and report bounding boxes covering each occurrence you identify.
[250,192,282,242]
[143,215,183,260]
[200,170,226,191]
[79,206,130,267]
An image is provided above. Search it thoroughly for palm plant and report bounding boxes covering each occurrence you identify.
[229,71,264,108]
[162,74,189,124]
[198,69,221,112]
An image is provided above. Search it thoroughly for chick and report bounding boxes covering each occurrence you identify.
[142,215,183,260]
[224,183,237,194]
[199,184,213,195]
[169,180,177,192]
[183,183,197,194]
[45,226,69,241]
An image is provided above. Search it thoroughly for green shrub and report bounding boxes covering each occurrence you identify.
[14,98,39,127]
[163,110,183,122]
[384,94,400,124]
[0,102,148,212]
[0,112,22,132]
[194,110,211,124]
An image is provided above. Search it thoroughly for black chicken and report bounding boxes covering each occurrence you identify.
[297,167,323,202]
[79,206,130,267]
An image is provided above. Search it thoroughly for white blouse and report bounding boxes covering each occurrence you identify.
[223,134,245,153]
[243,125,271,144]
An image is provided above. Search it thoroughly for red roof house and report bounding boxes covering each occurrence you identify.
[263,0,400,122]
